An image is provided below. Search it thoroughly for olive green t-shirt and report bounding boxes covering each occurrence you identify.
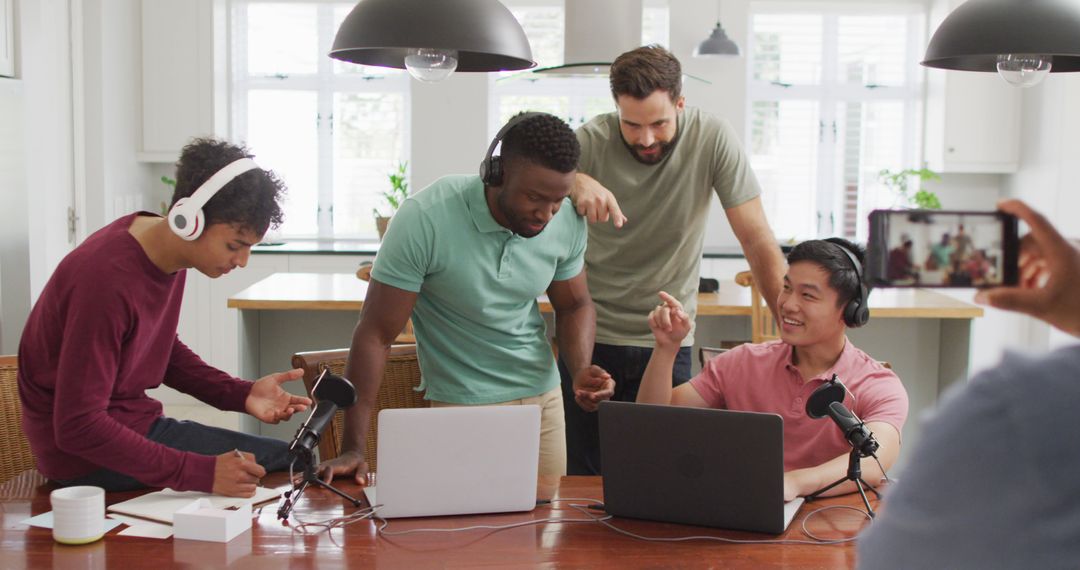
[371,175,587,404]
[576,107,761,347]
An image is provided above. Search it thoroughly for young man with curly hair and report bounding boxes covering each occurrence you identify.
[317,113,613,483]
[18,138,311,497]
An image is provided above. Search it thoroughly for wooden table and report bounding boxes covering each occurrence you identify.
[0,471,872,568]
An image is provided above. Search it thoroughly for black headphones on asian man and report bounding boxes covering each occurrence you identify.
[167,157,262,241]
[825,239,870,328]
[479,112,547,186]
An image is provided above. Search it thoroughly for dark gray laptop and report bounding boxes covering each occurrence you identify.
[599,401,803,534]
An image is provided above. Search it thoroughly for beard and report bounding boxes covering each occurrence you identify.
[627,139,676,165]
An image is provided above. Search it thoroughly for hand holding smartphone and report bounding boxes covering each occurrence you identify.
[975,199,1080,337]
[866,209,1019,288]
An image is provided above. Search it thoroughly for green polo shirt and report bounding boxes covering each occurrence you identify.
[371,174,587,404]
[576,107,762,347]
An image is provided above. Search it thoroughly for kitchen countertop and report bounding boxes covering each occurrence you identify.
[229,272,984,319]
[252,240,760,259]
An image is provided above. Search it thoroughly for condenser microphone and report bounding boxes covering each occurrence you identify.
[806,374,848,419]
[826,401,879,457]
[288,370,357,460]
[803,388,885,519]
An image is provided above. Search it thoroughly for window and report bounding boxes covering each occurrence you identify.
[489,0,669,136]
[747,4,925,241]
[231,2,411,239]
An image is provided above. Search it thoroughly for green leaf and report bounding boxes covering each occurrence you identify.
[879,167,942,209]
[914,190,942,210]
[377,160,410,216]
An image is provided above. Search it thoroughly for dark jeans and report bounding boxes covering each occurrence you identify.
[559,343,692,475]
[53,417,291,492]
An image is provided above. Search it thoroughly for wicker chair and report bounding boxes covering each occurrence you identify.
[0,356,36,484]
[291,344,426,472]
[735,270,780,344]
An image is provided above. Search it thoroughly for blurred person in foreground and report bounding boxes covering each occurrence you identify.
[858,199,1080,569]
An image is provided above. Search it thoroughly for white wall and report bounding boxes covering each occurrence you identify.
[410,74,490,191]
[0,0,77,354]
[675,0,749,249]
[78,0,156,232]
[0,79,29,354]
[1005,73,1080,354]
[925,173,1002,210]
[0,0,156,353]
[22,0,75,301]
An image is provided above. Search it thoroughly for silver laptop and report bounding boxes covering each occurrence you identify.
[363,406,541,518]
[599,401,804,534]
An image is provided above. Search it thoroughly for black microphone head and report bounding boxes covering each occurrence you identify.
[827,400,857,421]
[806,376,847,419]
[826,401,880,456]
[313,372,357,408]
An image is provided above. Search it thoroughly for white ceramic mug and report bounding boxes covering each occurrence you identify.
[50,486,105,545]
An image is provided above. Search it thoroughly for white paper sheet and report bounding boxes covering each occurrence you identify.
[20,512,123,533]
[117,524,174,539]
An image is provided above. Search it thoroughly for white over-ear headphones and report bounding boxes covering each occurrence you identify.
[167,157,261,241]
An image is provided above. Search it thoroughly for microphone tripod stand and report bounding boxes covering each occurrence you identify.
[277,450,363,521]
[806,447,882,518]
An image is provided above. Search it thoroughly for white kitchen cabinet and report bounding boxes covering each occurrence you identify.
[139,0,225,162]
[923,0,1021,173]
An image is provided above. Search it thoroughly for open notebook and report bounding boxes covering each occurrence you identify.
[107,485,284,524]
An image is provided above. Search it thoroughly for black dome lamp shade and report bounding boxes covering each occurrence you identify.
[694,22,740,57]
[922,0,1080,86]
[329,0,536,73]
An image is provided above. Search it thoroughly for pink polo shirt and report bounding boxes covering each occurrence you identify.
[689,340,908,471]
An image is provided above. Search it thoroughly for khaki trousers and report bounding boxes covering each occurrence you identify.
[429,387,567,478]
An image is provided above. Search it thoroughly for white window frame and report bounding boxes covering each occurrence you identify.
[746,1,925,240]
[488,76,613,136]
[231,0,411,239]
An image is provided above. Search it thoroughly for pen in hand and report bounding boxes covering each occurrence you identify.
[234,449,262,487]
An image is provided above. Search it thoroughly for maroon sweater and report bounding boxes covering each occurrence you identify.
[17,213,253,492]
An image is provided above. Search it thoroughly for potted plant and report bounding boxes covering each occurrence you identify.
[159,175,176,216]
[374,161,409,240]
[878,167,942,209]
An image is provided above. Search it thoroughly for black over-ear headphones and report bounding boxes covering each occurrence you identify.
[479,112,546,186]
[828,240,870,328]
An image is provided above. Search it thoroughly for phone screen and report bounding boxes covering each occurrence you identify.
[866,210,1019,288]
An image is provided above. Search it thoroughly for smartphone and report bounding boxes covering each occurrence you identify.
[866,209,1019,288]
